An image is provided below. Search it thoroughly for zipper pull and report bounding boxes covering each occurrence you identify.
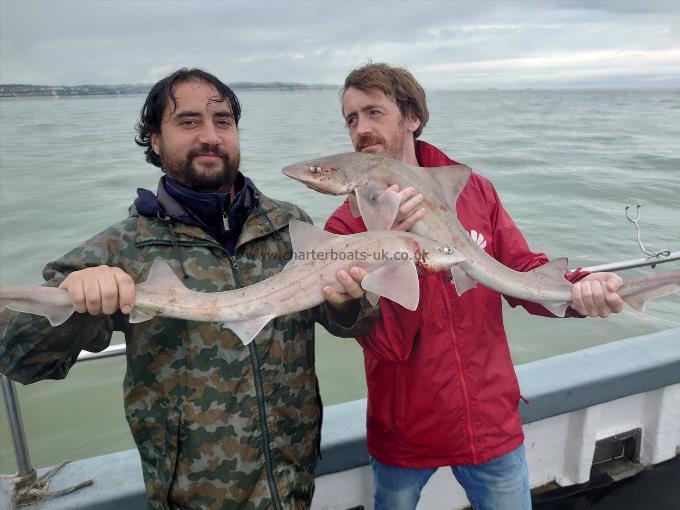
[222,208,230,231]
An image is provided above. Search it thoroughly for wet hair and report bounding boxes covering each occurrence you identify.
[135,68,241,167]
[342,62,429,139]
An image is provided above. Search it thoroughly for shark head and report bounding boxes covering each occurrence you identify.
[282,154,357,195]
[412,237,466,274]
[282,152,392,196]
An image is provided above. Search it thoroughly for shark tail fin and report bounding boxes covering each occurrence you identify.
[0,286,74,327]
[619,271,680,313]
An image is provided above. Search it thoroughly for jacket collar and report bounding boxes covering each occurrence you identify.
[132,177,298,249]
[416,140,461,167]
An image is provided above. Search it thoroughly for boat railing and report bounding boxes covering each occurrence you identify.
[1,251,678,505]
[580,251,679,273]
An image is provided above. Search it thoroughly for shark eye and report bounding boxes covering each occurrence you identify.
[309,166,320,173]
[443,246,452,254]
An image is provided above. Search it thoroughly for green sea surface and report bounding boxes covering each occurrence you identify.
[1,89,678,471]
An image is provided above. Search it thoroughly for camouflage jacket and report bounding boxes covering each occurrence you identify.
[0,184,377,510]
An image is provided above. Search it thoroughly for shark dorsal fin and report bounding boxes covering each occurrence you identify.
[527,257,571,317]
[289,220,336,254]
[427,165,472,210]
[130,259,191,324]
[531,257,570,286]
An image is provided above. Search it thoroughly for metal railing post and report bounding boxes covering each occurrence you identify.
[1,374,33,476]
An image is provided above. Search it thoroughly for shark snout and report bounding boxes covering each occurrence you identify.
[281,163,303,179]
[282,161,353,195]
[281,163,332,180]
[418,243,466,273]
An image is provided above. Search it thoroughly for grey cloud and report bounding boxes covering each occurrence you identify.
[1,0,679,88]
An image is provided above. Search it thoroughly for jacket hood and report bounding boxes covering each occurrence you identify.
[134,174,258,226]
[132,174,260,253]
[131,175,305,252]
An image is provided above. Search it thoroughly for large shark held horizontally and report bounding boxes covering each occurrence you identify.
[282,152,680,316]
[0,221,465,345]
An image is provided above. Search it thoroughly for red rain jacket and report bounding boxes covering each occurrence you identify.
[325,141,584,467]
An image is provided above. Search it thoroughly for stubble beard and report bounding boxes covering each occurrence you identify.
[355,119,409,162]
[384,134,406,161]
[161,145,240,193]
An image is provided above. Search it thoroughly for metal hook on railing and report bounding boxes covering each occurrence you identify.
[624,205,671,259]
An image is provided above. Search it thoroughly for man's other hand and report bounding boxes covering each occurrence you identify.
[386,184,426,231]
[324,267,368,311]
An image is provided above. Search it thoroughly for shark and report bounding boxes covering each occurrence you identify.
[0,221,465,345]
[282,152,680,316]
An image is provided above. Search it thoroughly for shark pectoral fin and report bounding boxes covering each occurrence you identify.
[365,291,380,307]
[451,266,476,296]
[3,302,74,327]
[356,182,400,231]
[224,315,275,345]
[362,259,420,311]
[427,165,472,209]
[289,220,336,254]
[348,194,361,218]
[542,302,570,318]
[129,307,156,324]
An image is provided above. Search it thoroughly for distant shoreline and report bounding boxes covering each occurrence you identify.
[0,82,339,97]
[2,83,677,98]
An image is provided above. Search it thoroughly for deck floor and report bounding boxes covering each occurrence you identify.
[534,454,680,510]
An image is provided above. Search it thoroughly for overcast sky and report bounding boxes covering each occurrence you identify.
[1,0,679,89]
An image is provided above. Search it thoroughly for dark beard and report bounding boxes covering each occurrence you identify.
[162,145,240,193]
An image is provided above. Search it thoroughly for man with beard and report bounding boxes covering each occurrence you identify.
[324,63,624,510]
[0,68,378,509]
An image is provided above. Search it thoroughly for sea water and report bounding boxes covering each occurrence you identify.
[1,89,678,470]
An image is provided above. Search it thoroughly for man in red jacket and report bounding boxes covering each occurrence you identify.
[324,63,625,510]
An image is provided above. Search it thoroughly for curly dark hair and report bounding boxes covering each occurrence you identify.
[135,68,241,167]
